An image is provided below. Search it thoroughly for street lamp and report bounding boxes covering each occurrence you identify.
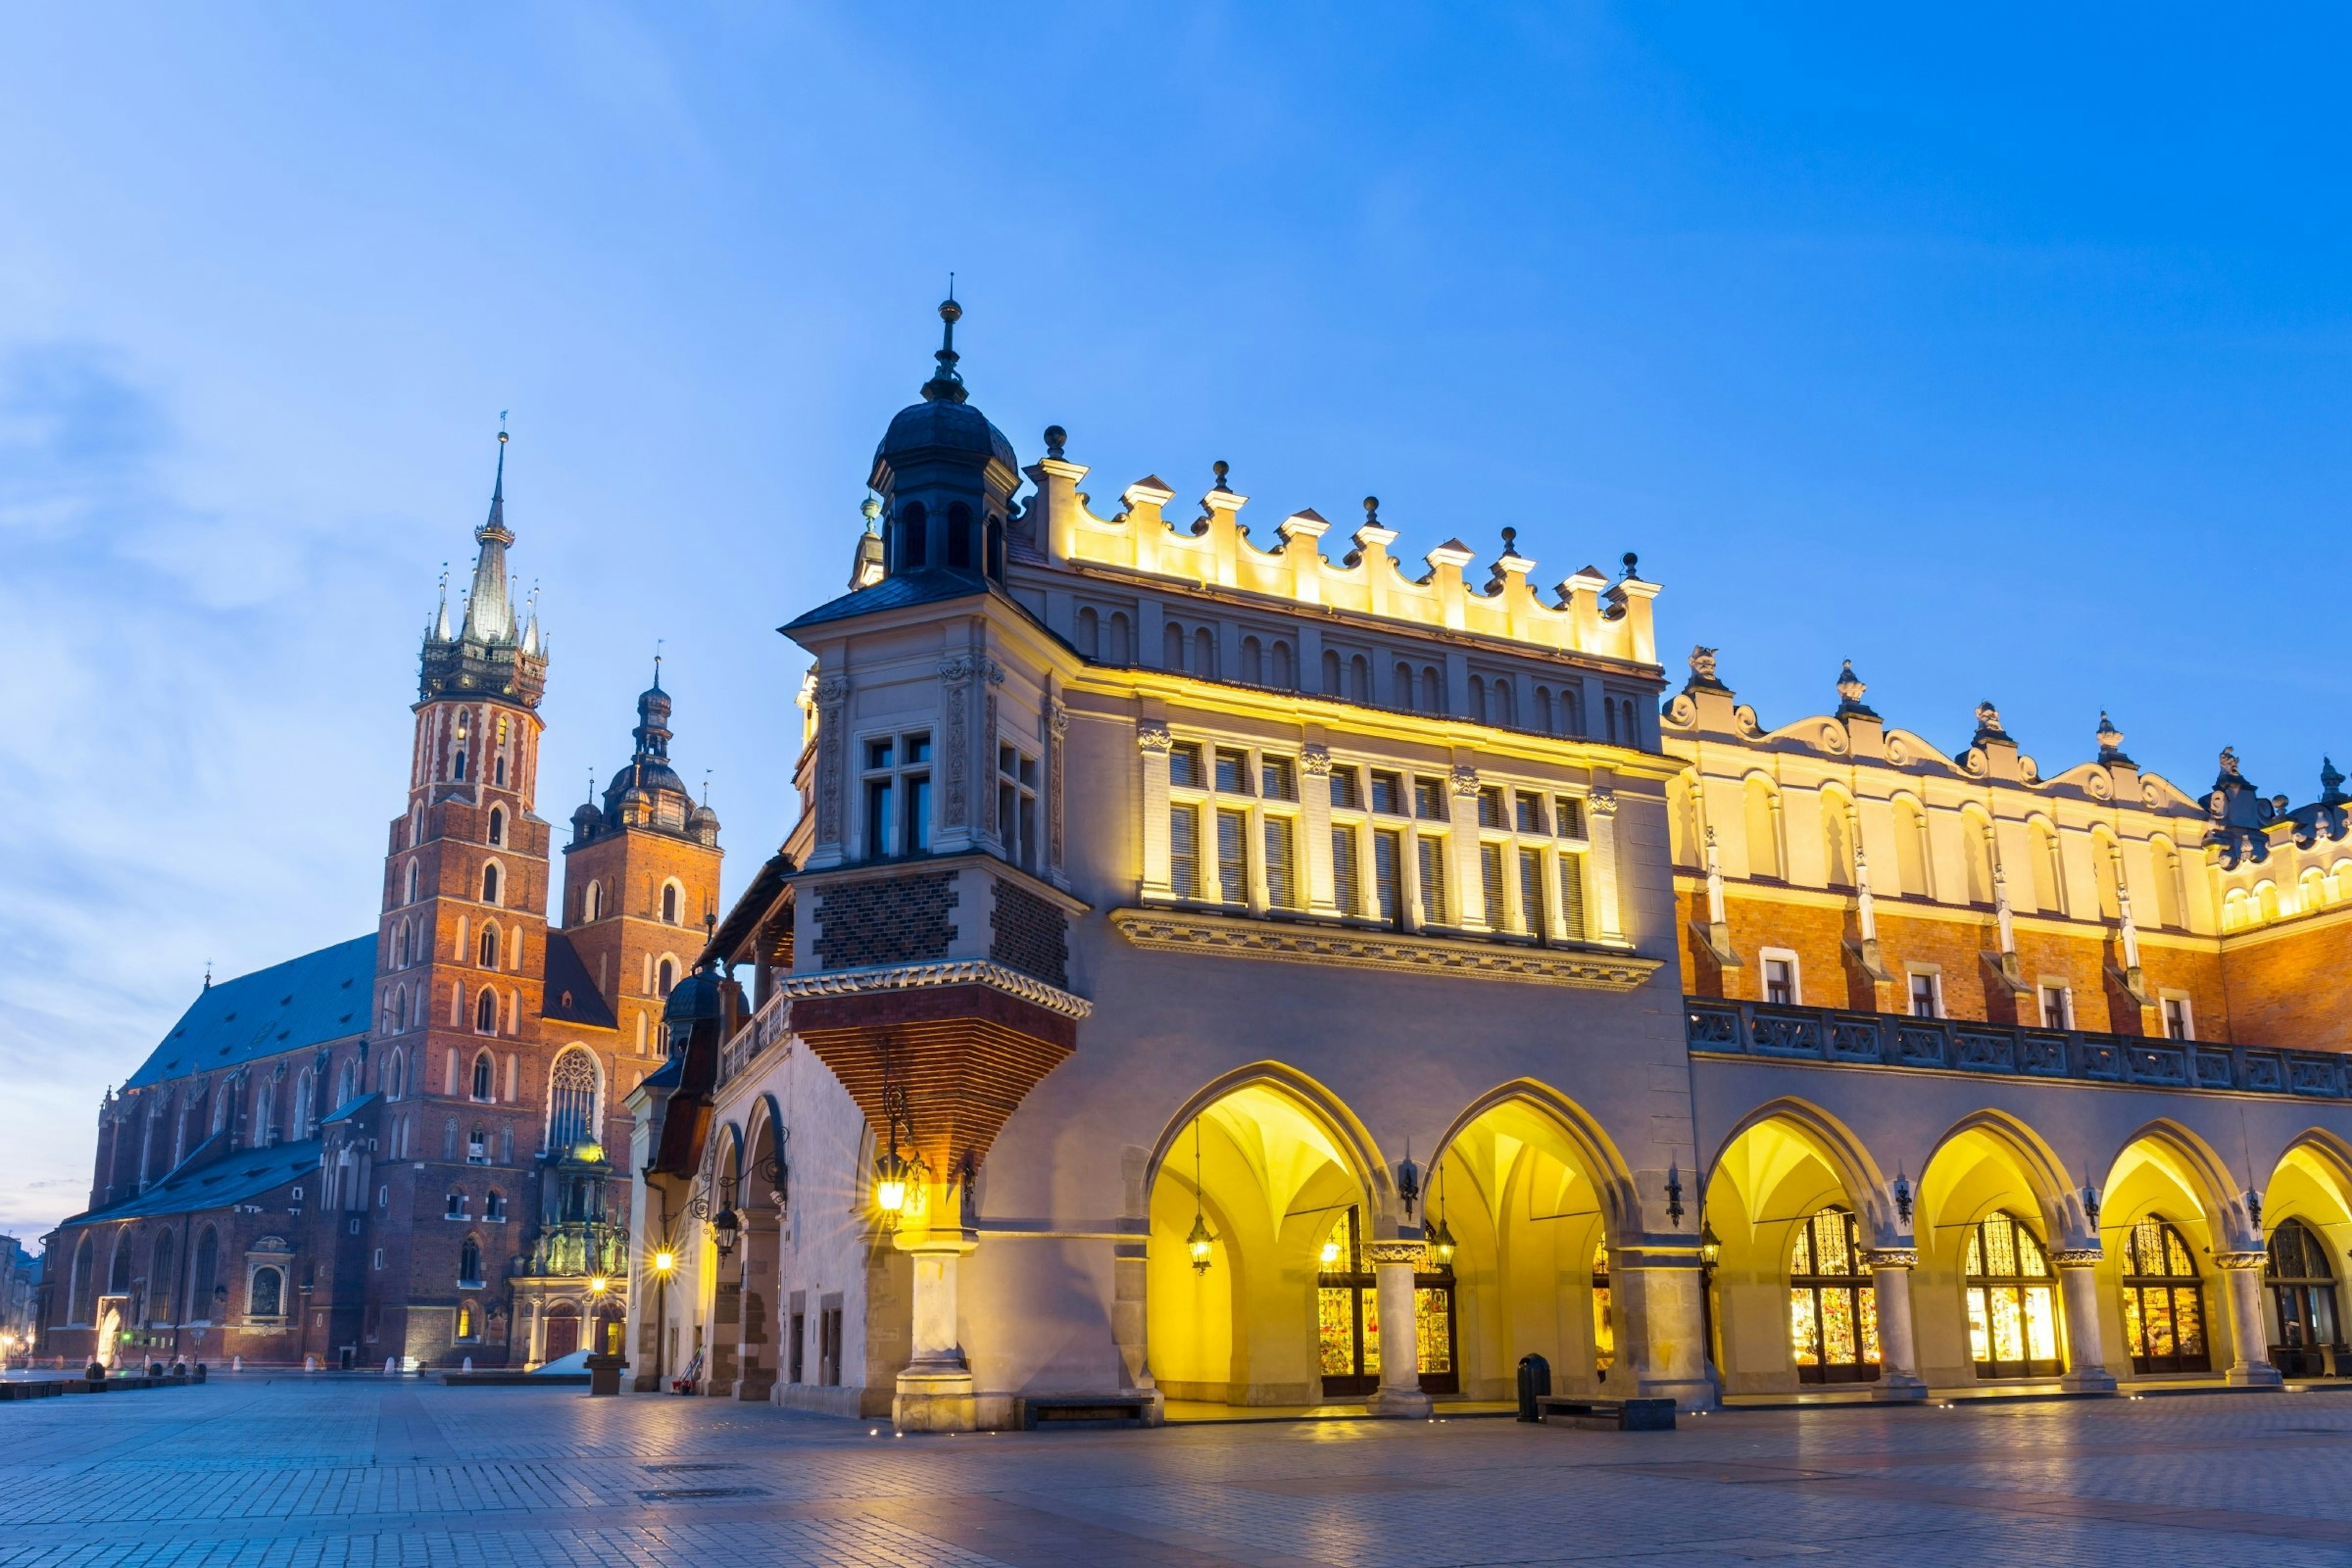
[650,1248,677,1387]
[710,1207,741,1261]
[1699,1223,1722,1268]
[872,1148,911,1218]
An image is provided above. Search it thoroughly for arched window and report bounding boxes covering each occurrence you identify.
[459,1237,483,1285]
[1468,674,1487,722]
[148,1231,175,1324]
[486,1189,507,1221]
[479,925,499,969]
[2304,867,2331,914]
[1078,607,1101,658]
[1789,1207,1881,1383]
[290,1070,314,1140]
[335,1058,356,1109]
[475,988,498,1034]
[249,1265,284,1319]
[946,501,973,569]
[1349,654,1370,704]
[548,1047,599,1151]
[1392,662,1414,709]
[443,1120,459,1161]
[657,957,676,997]
[191,1227,218,1321]
[1962,1211,2062,1379]
[897,500,927,569]
[481,864,500,905]
[453,748,468,782]
[494,753,507,787]
[386,1048,405,1101]
[1591,1238,1614,1379]
[1107,611,1131,665]
[2266,1219,2341,1378]
[1242,636,1265,685]
[1194,627,1215,676]
[1420,667,1441,713]
[1744,778,1782,880]
[662,883,680,924]
[2122,1215,2210,1374]
[1164,621,1188,671]
[456,1300,477,1339]
[1322,648,1343,696]
[586,880,603,921]
[405,861,420,904]
[985,515,1005,579]
[254,1080,276,1146]
[488,807,505,846]
[1313,1205,1457,1399]
[1272,640,1294,689]
[472,1052,495,1101]
[69,1234,96,1324]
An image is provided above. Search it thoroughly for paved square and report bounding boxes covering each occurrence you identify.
[6,1381,2352,1566]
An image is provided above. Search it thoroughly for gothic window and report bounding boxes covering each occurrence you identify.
[2266,1218,2341,1378]
[292,1070,315,1139]
[1592,1238,1613,1379]
[657,958,675,997]
[405,862,420,903]
[2121,1216,2211,1374]
[453,748,468,782]
[494,754,507,787]
[897,501,927,569]
[471,1052,495,1102]
[249,1266,284,1320]
[255,1080,276,1146]
[456,1300,478,1339]
[488,807,505,846]
[1313,1205,1457,1399]
[479,925,499,968]
[548,1047,599,1152]
[147,1231,174,1324]
[481,863,500,905]
[191,1227,218,1321]
[69,1234,96,1324]
[443,1120,459,1161]
[387,1049,405,1101]
[475,988,497,1034]
[1789,1207,1881,1383]
[459,1237,483,1286]
[336,1058,357,1109]
[500,1123,513,1163]
[662,882,680,924]
[1962,1211,2063,1379]
[486,1189,507,1221]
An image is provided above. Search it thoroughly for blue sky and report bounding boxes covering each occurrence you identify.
[5,6,2350,1237]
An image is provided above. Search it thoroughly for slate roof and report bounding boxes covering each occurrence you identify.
[126,937,376,1088]
[61,1136,322,1227]
[541,931,617,1028]
[780,567,993,634]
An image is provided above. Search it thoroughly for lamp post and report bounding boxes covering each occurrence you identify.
[650,1249,676,1386]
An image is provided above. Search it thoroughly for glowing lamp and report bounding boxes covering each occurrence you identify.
[1428,1216,1457,1267]
[873,1148,912,1217]
[1185,1213,1215,1273]
[589,1275,609,1296]
[710,1207,741,1260]
[1319,1238,1343,1268]
[652,1250,676,1275]
[1699,1223,1722,1268]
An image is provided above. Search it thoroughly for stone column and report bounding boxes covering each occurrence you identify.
[1364,1240,1432,1417]
[1137,721,1174,899]
[893,1187,979,1431]
[734,1221,778,1401]
[2052,1250,2118,1393]
[2217,1252,2284,1387]
[1588,789,1625,940]
[1864,1249,1927,1401]
[1616,1253,1717,1409]
[1300,745,1338,916]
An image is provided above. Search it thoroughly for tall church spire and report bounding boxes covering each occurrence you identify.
[461,428,517,645]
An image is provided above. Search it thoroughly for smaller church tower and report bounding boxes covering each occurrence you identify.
[560,675,723,1061]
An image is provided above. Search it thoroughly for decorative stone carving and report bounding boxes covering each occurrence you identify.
[1136,719,1172,755]
[772,957,1093,1020]
[2204,747,2278,868]
[1047,701,1068,867]
[1834,659,1877,719]
[1863,1248,1919,1270]
[2049,1248,2104,1269]
[1300,744,1332,777]
[815,676,850,846]
[1362,1240,1426,1267]
[940,657,973,828]
[1588,790,1619,818]
[1109,908,1662,991]
[1449,764,1480,797]
[2212,1250,2267,1272]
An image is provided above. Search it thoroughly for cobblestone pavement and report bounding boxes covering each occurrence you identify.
[7,1381,2352,1567]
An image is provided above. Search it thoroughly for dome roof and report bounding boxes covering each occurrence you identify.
[662,959,725,1028]
[876,397,1016,472]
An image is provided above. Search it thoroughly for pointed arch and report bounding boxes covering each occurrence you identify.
[1429,1077,1643,1246]
[1706,1096,1897,1243]
[1921,1108,2082,1247]
[1145,1061,1397,1230]
[2103,1117,2254,1251]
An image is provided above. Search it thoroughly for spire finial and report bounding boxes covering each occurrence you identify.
[203,960,212,990]
[652,638,663,690]
[921,286,968,404]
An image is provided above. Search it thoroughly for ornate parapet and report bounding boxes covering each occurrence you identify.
[1110,908,1663,991]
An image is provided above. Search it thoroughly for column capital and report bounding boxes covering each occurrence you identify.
[2212,1250,2267,1271]
[1363,1240,1426,1268]
[2051,1248,2104,1270]
[1863,1248,1918,1270]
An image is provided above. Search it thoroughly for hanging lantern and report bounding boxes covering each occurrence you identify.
[1186,1212,1215,1273]
[1428,1215,1457,1267]
[873,1148,912,1217]
[1319,1235,1343,1268]
[1698,1222,1722,1268]
[710,1206,741,1260]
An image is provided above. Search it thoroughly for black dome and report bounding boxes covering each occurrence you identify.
[663,960,725,1027]
[876,398,1017,472]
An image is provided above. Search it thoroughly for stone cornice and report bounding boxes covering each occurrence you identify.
[1110,908,1664,990]
[773,960,1093,1020]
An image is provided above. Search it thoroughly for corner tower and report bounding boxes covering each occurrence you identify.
[560,674,723,1057]
[872,294,1022,582]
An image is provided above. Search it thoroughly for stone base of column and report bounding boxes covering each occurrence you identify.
[737,1377,775,1401]
[1366,1385,1433,1418]
[2226,1362,2285,1389]
[1869,1372,1928,1402]
[894,1365,978,1431]
[2060,1365,2119,1394]
[1630,1376,1718,1411]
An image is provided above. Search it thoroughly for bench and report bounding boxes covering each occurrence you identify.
[0,1381,71,1401]
[1535,1395,1675,1431]
[1016,1395,1155,1430]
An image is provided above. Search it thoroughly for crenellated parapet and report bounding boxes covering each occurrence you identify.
[1020,449,1657,666]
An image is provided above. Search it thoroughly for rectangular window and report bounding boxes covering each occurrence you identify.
[2163,997,2192,1041]
[1910,973,1940,1019]
[1332,827,1361,916]
[1214,747,1250,794]
[2040,986,2071,1030]
[1374,829,1404,925]
[1556,795,1586,839]
[1413,777,1447,821]
[1480,842,1506,929]
[1216,809,1249,903]
[1369,771,1403,816]
[1416,834,1449,924]
[1764,957,1794,1006]
[1515,793,1547,835]
[866,739,894,771]
[1477,787,1506,829]
[1264,818,1297,909]
[1169,742,1202,790]
[1329,766,1362,811]
[1170,805,1199,899]
[1559,853,1587,939]
[903,775,931,853]
[905,733,932,765]
[999,744,1039,870]
[864,778,894,857]
[1261,756,1296,802]
[1517,848,1544,938]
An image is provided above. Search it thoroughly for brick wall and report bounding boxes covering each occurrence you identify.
[989,880,1069,987]
[813,872,958,970]
[2221,916,2352,1052]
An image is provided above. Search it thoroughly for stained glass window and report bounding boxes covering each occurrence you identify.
[2121,1215,2210,1374]
[2265,1218,2342,1378]
[1961,1211,2064,1379]
[1787,1207,1881,1384]
[1313,1204,1455,1398]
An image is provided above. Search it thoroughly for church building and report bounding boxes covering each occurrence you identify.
[631,300,2352,1425]
[37,434,724,1371]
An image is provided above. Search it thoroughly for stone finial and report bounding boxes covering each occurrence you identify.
[2218,745,2243,780]
[1212,459,1231,493]
[1363,495,1380,525]
[2323,757,2348,807]
[1834,659,1877,720]
[1972,701,2010,744]
[1043,424,1067,460]
[1499,526,1523,560]
[1619,550,1641,581]
[2095,710,2131,766]
[2204,745,2275,869]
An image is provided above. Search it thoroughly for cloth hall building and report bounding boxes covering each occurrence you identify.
[37,436,725,1371]
[629,302,2352,1427]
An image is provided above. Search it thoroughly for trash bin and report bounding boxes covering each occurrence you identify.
[1516,1353,1551,1422]
[585,1353,626,1397]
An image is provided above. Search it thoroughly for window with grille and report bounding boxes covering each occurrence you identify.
[1216,809,1249,903]
[1479,843,1505,929]
[1170,805,1200,899]
[1369,771,1403,816]
[1517,848,1544,938]
[548,1048,598,1152]
[1328,766,1362,811]
[1264,818,1297,909]
[861,732,933,859]
[1515,792,1547,835]
[2120,1216,2210,1374]
[1332,827,1361,916]
[1413,777,1447,821]
[1416,834,1449,924]
[1556,795,1586,839]
[1374,829,1403,925]
[1169,742,1202,790]
[1214,747,1250,794]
